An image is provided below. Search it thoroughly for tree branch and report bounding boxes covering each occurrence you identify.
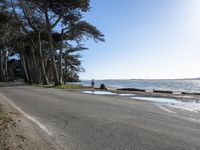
[19,0,37,32]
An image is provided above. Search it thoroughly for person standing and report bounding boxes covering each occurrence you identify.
[91,79,95,88]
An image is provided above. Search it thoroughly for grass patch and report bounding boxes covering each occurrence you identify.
[33,83,89,89]
[33,84,54,88]
[55,84,85,89]
[0,112,9,123]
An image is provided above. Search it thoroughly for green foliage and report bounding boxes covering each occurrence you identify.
[69,21,105,42]
[0,0,105,85]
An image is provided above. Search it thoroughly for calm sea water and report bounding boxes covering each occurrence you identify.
[80,79,200,93]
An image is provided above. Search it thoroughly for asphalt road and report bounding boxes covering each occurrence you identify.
[1,85,200,150]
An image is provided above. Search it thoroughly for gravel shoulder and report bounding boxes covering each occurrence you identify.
[0,94,58,150]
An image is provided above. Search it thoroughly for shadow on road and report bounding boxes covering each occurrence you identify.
[0,82,30,88]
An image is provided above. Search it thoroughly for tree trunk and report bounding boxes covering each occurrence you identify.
[59,29,64,84]
[44,9,61,86]
[25,56,32,84]
[30,46,40,84]
[48,30,61,86]
[5,57,8,81]
[21,52,30,83]
[38,31,49,85]
[0,50,3,81]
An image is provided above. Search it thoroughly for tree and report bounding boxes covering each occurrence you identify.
[62,44,87,83]
[31,0,104,85]
[0,7,20,81]
[0,0,105,85]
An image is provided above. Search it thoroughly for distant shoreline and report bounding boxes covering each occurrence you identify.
[79,79,200,93]
[80,78,200,81]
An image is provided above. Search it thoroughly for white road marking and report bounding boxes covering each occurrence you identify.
[0,94,52,136]
[156,104,176,114]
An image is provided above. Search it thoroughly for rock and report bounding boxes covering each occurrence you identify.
[100,84,106,90]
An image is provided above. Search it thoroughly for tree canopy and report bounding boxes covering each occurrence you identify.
[0,0,104,85]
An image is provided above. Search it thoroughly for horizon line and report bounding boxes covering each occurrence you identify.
[80,77,200,81]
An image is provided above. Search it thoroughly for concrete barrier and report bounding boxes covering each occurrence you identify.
[153,90,173,94]
[117,88,145,92]
[117,87,200,95]
[182,92,200,95]
[173,91,182,95]
[145,89,154,93]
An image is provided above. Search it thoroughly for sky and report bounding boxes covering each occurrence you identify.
[79,0,200,80]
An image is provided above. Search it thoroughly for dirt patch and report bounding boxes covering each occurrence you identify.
[0,105,13,149]
[0,96,59,150]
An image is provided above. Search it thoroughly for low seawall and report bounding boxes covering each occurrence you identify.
[117,88,200,95]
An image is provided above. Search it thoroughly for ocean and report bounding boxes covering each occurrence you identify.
[80,79,200,93]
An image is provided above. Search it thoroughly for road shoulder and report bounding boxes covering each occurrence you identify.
[0,94,57,150]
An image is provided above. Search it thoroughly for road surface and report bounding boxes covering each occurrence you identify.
[0,84,200,150]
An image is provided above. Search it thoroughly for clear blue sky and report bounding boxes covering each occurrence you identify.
[80,0,200,80]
